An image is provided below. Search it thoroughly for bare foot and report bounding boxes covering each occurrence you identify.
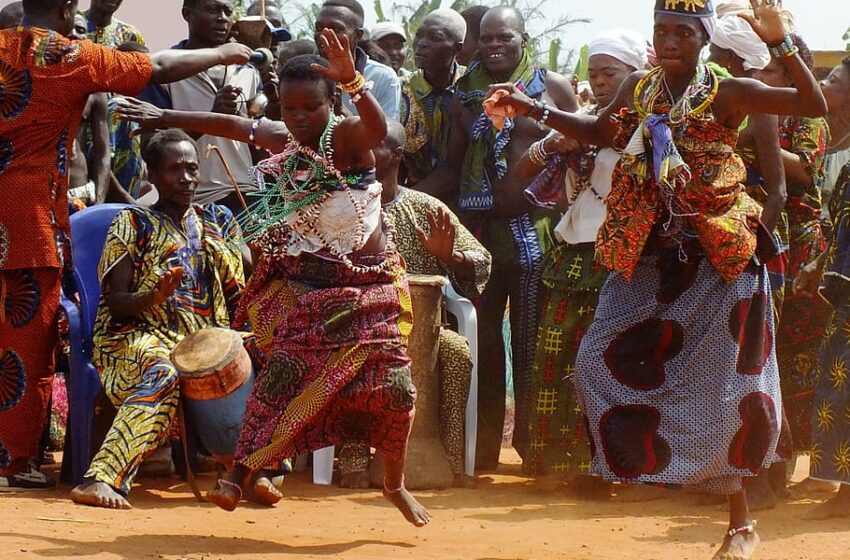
[566,475,612,501]
[71,481,131,510]
[339,471,370,489]
[248,476,282,506]
[712,528,760,560]
[206,479,242,512]
[745,473,778,511]
[805,488,850,520]
[383,487,431,527]
[453,473,476,489]
[791,477,840,497]
[612,484,669,503]
[531,474,563,494]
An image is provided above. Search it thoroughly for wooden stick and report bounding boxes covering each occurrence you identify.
[260,0,266,20]
[205,144,250,212]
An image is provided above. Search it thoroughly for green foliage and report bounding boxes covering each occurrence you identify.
[573,44,589,81]
[844,26,850,51]
[253,0,589,71]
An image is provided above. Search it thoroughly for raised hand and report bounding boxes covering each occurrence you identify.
[114,97,165,135]
[739,0,787,45]
[416,207,457,264]
[311,28,356,84]
[151,267,185,305]
[218,42,254,66]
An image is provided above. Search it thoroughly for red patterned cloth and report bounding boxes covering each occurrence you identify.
[233,250,416,471]
[0,27,152,271]
[0,26,151,475]
[595,67,764,283]
[0,268,61,474]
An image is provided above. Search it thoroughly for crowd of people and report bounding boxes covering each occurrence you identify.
[2,0,850,558]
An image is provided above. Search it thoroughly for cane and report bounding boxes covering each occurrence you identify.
[205,144,250,212]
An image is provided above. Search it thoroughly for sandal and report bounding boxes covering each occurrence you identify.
[206,479,242,512]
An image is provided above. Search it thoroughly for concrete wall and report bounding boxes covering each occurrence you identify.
[79,0,188,51]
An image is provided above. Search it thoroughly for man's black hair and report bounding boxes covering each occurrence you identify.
[21,0,65,15]
[320,0,364,28]
[142,129,199,171]
[460,5,488,37]
[279,54,336,98]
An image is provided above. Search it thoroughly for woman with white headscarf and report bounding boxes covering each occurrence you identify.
[516,28,647,496]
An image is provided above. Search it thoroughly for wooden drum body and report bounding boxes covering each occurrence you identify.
[371,274,454,489]
[171,328,254,465]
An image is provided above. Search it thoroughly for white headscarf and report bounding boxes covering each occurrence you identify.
[710,15,771,71]
[588,29,649,71]
[701,14,718,41]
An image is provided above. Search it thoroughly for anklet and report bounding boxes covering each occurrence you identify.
[726,520,757,538]
[384,476,404,494]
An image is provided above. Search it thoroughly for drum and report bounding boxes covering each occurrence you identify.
[171,328,254,465]
[371,274,454,490]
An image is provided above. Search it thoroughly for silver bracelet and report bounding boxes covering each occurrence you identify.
[248,118,261,145]
[532,100,551,126]
[768,35,798,58]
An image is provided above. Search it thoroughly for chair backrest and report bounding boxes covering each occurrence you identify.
[69,204,131,343]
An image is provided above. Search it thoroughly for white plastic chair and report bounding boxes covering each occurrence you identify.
[312,446,335,485]
[443,283,479,478]
[310,283,480,483]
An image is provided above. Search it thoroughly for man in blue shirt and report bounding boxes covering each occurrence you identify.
[314,0,401,119]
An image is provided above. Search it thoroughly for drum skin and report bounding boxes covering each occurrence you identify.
[172,328,254,460]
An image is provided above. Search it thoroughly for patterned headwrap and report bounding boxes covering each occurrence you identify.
[655,0,717,39]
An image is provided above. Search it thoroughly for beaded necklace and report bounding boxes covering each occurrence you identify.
[246,115,394,274]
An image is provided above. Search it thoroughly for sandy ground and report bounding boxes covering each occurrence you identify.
[2,450,849,560]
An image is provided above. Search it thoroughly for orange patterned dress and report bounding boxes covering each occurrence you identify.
[0,27,151,477]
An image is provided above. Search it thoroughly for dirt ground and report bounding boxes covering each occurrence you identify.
[2,450,849,560]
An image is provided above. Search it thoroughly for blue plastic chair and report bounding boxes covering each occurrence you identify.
[60,204,131,485]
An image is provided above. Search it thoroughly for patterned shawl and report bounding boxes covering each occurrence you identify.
[455,51,547,211]
[596,64,765,282]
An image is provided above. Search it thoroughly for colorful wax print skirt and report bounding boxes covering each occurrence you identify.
[575,243,782,495]
[233,250,416,471]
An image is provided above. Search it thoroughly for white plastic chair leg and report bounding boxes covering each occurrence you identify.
[443,284,479,478]
[312,446,335,485]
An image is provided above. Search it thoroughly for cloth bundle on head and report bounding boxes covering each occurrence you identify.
[716,0,797,32]
[654,0,717,39]
[711,15,770,70]
[588,29,649,71]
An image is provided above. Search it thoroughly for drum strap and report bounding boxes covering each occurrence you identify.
[177,401,205,503]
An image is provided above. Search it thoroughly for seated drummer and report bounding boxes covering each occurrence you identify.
[71,129,264,509]
[338,121,492,488]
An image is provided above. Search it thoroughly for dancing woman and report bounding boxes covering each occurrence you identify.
[118,29,430,526]
[486,1,826,558]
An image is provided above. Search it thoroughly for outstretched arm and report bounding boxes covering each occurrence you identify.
[115,98,290,154]
[148,43,253,85]
[486,71,642,148]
